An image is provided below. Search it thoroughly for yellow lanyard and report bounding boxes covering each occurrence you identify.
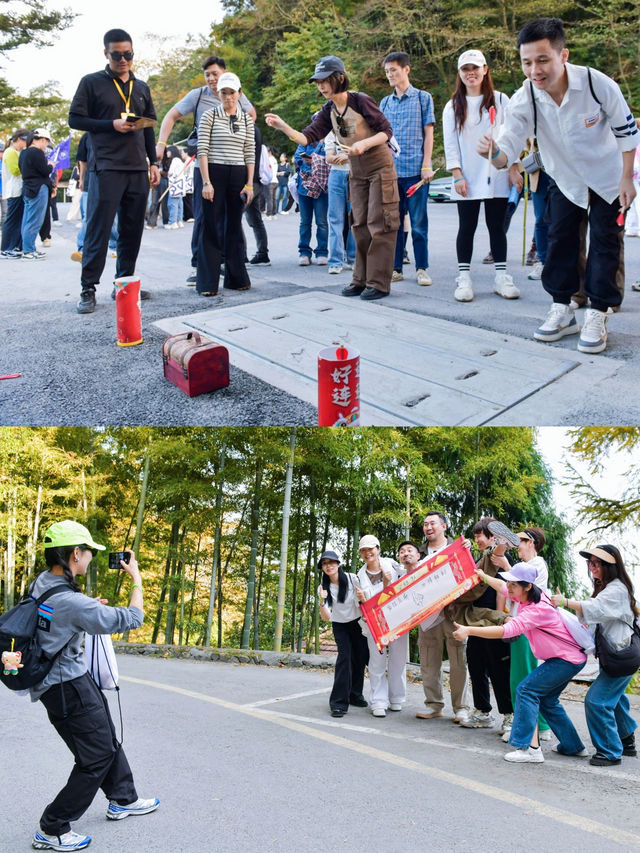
[113,78,133,114]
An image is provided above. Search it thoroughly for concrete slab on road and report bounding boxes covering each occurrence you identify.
[155,292,622,425]
[3,655,639,853]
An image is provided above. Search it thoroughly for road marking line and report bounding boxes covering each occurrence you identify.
[242,687,331,707]
[121,675,640,849]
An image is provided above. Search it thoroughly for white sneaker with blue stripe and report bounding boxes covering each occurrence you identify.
[32,829,91,850]
[106,796,160,820]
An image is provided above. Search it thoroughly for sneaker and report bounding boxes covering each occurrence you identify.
[349,697,368,708]
[416,268,432,286]
[454,271,473,302]
[331,708,345,717]
[76,287,96,314]
[41,238,52,247]
[328,266,343,274]
[248,254,271,266]
[70,251,83,263]
[504,747,544,763]
[403,249,410,264]
[145,224,157,230]
[106,797,160,820]
[622,733,637,757]
[389,704,402,711]
[534,303,579,342]
[577,308,608,354]
[487,521,520,547]
[482,252,494,264]
[316,256,328,265]
[494,272,520,299]
[372,708,386,717]
[528,261,543,280]
[552,745,589,757]
[631,281,640,292]
[341,283,365,297]
[416,707,444,719]
[177,221,184,228]
[502,729,512,743]
[460,709,496,729]
[23,251,46,260]
[539,729,552,741]
[53,221,63,228]
[525,246,538,266]
[589,752,622,767]
[186,272,197,285]
[453,709,473,725]
[280,210,290,216]
[298,256,311,266]
[499,713,514,735]
[360,286,388,301]
[32,830,91,850]
[391,270,404,282]
[343,262,354,270]
[1,249,21,258]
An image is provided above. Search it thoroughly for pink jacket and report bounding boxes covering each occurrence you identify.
[501,588,587,665]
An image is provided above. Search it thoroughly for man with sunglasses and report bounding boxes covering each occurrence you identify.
[69,28,160,314]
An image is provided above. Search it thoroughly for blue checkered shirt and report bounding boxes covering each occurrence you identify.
[380,85,435,178]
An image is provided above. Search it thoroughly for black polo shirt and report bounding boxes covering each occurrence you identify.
[69,66,157,171]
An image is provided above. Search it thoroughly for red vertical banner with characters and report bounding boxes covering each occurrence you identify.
[360,538,479,650]
[317,345,360,426]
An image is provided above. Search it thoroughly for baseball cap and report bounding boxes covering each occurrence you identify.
[501,562,537,584]
[308,55,346,82]
[458,50,487,69]
[43,520,106,551]
[318,550,341,569]
[578,546,617,564]
[32,127,52,141]
[217,72,241,92]
[359,535,380,550]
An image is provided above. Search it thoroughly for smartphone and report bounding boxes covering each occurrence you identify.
[108,551,131,570]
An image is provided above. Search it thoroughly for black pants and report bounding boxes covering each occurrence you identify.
[543,180,621,312]
[244,184,268,256]
[147,176,169,227]
[81,170,149,289]
[330,618,369,712]
[39,196,52,241]
[191,168,203,268]
[466,635,512,715]
[39,673,137,835]
[197,164,250,293]
[456,197,508,264]
[1,196,23,251]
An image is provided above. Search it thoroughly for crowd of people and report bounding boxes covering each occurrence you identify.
[319,513,639,768]
[1,17,638,349]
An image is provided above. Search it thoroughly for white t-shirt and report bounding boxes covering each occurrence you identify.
[327,574,361,623]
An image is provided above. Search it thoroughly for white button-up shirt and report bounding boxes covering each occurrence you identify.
[497,63,638,208]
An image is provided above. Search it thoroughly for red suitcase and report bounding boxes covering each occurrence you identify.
[162,331,230,397]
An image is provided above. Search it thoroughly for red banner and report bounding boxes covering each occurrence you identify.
[360,538,479,650]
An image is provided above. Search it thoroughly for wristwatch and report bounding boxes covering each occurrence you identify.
[203,180,212,187]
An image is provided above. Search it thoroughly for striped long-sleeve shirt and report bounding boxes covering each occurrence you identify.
[197,105,255,166]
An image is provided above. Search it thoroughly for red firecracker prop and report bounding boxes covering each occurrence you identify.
[317,344,360,426]
[487,106,497,185]
[617,208,626,227]
[114,276,143,347]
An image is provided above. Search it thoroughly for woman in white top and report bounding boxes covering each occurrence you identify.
[318,550,369,718]
[443,49,519,303]
[356,534,407,717]
[552,544,639,766]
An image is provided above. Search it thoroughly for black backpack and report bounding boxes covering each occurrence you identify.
[0,583,72,691]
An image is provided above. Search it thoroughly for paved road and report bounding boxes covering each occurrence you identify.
[2,202,640,425]
[2,655,639,852]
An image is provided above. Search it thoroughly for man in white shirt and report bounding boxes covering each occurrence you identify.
[479,17,637,354]
[415,511,472,724]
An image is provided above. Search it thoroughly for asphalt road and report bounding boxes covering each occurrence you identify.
[2,655,639,853]
[2,201,640,425]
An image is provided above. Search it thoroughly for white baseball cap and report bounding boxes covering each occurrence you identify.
[458,50,487,69]
[359,535,380,550]
[217,72,242,92]
[32,127,53,142]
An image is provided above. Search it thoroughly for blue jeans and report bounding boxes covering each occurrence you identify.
[327,170,355,267]
[275,183,289,213]
[532,170,550,264]
[78,191,117,251]
[584,668,637,759]
[168,196,183,225]
[394,175,429,271]
[510,657,585,752]
[21,185,49,253]
[297,191,328,258]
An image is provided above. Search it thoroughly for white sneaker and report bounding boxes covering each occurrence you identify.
[460,709,496,728]
[504,747,544,763]
[298,256,311,266]
[577,308,608,354]
[534,303,579,341]
[453,709,472,725]
[494,271,520,299]
[539,729,552,741]
[416,268,432,286]
[372,708,386,717]
[528,261,544,280]
[177,221,184,228]
[499,713,514,735]
[454,271,473,302]
[316,256,328,266]
[32,830,91,850]
[106,796,160,820]
[328,266,343,274]
[389,703,402,711]
[391,270,404,282]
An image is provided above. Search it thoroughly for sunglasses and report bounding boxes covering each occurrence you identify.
[109,51,134,61]
[335,115,349,138]
[229,114,239,133]
[586,558,602,569]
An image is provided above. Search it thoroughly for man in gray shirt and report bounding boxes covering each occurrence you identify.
[156,55,257,282]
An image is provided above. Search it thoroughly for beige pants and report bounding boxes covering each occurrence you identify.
[417,614,471,714]
[349,144,399,293]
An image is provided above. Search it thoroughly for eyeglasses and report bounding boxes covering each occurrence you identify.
[335,115,348,138]
[587,558,602,569]
[109,51,134,62]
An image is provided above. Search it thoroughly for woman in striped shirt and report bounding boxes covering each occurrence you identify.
[197,72,255,295]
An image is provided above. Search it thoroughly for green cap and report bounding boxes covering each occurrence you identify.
[43,520,106,551]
